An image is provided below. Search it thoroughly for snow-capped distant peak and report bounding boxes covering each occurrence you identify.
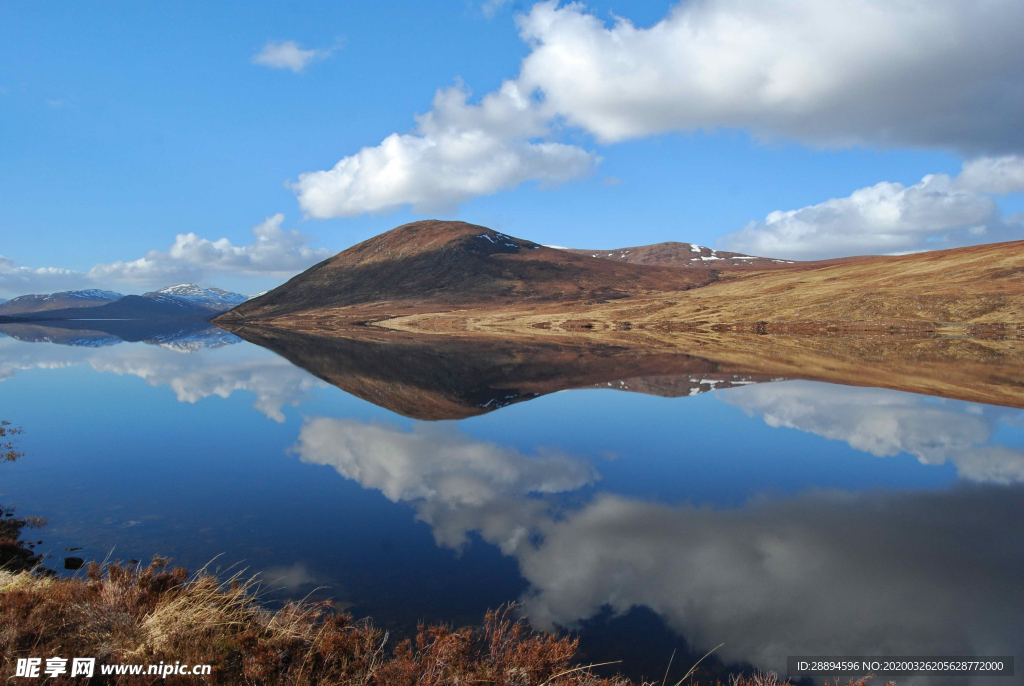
[66,289,123,301]
[148,284,249,311]
[157,283,206,296]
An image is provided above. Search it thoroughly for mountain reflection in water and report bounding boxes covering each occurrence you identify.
[1,319,1021,683]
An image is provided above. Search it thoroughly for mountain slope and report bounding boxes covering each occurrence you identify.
[0,289,124,315]
[219,220,716,322]
[561,242,793,268]
[155,284,249,309]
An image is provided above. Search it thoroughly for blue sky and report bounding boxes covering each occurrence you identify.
[2,0,1023,297]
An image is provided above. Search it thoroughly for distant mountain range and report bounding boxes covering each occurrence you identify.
[0,284,252,321]
[0,289,124,315]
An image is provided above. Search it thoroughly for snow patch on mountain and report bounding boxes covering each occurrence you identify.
[151,284,248,311]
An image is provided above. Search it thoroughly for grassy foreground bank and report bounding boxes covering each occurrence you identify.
[0,558,850,686]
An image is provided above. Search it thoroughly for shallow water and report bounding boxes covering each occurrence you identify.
[1,321,1021,683]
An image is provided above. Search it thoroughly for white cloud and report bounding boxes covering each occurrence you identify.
[719,158,1024,259]
[0,255,91,294]
[721,381,1024,484]
[514,0,1024,152]
[290,81,597,218]
[251,40,332,73]
[87,214,332,286]
[291,0,1024,218]
[1,215,331,297]
[955,154,1024,195]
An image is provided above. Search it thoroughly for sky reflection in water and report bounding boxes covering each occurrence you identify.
[1,325,1021,682]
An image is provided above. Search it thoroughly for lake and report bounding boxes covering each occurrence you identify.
[1,320,1021,684]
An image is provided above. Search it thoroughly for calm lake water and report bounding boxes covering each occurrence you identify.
[1,321,1022,683]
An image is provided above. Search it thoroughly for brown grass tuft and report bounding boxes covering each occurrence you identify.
[0,559,910,686]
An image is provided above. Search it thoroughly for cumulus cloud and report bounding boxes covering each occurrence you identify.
[719,157,1024,259]
[515,0,1024,152]
[721,381,1024,483]
[251,40,333,73]
[290,81,597,218]
[955,154,1024,195]
[87,214,332,286]
[291,0,1024,218]
[0,255,91,295]
[1,215,331,297]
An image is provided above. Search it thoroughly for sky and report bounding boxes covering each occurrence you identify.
[2,0,1023,297]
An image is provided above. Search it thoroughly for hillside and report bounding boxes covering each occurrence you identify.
[216,221,1024,337]
[561,242,792,268]
[371,239,1024,334]
[218,220,715,323]
[0,289,123,315]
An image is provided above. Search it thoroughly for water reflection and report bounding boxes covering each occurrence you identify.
[0,322,325,421]
[0,320,240,351]
[225,324,1024,418]
[2,320,1022,682]
[723,381,1024,483]
[228,326,783,419]
[293,416,1024,678]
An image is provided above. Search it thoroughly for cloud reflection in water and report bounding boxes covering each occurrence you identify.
[722,380,1024,484]
[292,398,1023,677]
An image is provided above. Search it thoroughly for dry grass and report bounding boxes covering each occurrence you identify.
[0,560,898,685]
[0,559,627,685]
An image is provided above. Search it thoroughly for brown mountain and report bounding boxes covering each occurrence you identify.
[560,242,792,268]
[216,220,1024,338]
[218,220,715,323]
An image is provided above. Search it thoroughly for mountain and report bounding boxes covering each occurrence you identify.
[0,284,249,321]
[215,220,1024,341]
[217,220,716,323]
[0,289,124,315]
[154,284,249,310]
[559,243,794,268]
[11,294,217,320]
